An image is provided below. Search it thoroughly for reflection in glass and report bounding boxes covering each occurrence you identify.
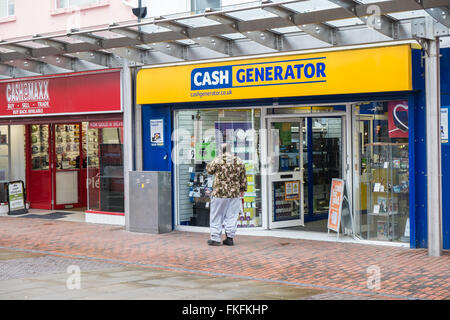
[272,181,300,222]
[55,124,80,170]
[270,122,300,172]
[309,118,342,214]
[87,124,124,213]
[30,125,49,170]
[354,102,410,242]
[174,109,261,227]
[0,125,9,181]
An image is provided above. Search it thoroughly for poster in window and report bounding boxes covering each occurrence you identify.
[284,181,300,201]
[273,123,292,146]
[0,134,6,145]
[441,107,448,143]
[388,101,408,138]
[150,119,164,146]
[195,142,216,161]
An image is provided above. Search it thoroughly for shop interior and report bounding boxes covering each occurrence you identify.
[353,101,410,243]
[268,114,343,232]
[175,109,262,228]
[174,106,344,233]
[174,102,410,243]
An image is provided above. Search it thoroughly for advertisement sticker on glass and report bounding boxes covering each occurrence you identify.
[441,107,448,143]
[284,181,300,201]
[195,142,216,161]
[150,119,164,146]
[388,101,408,138]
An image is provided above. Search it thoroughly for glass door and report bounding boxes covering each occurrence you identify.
[53,123,82,209]
[267,118,305,228]
[28,124,52,209]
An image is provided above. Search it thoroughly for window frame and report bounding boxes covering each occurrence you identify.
[54,0,106,10]
[0,0,14,19]
[191,0,221,13]
[51,0,109,16]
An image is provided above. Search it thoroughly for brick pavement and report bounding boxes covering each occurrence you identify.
[0,217,449,300]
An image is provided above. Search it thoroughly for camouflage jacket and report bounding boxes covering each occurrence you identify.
[206,153,247,198]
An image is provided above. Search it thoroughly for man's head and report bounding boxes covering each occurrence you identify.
[221,143,230,155]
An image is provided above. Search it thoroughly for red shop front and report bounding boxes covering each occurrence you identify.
[0,69,124,219]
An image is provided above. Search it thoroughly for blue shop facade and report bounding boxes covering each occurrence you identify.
[136,42,449,249]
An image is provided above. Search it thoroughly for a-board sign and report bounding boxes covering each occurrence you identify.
[7,180,28,215]
[327,179,344,232]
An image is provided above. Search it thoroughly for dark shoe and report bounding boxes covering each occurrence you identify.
[207,240,221,246]
[223,237,234,246]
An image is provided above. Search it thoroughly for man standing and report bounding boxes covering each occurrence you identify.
[206,143,247,246]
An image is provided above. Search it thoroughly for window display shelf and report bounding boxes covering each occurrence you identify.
[30,124,50,170]
[364,142,409,241]
[175,110,261,227]
[55,124,81,170]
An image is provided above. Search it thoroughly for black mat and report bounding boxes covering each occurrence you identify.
[19,212,73,220]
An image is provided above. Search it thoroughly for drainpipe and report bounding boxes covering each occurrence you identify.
[122,59,133,231]
[425,37,443,257]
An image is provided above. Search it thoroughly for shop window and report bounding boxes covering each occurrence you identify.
[0,126,9,181]
[174,109,261,228]
[0,0,14,18]
[305,118,342,216]
[86,122,124,213]
[56,0,102,9]
[353,101,410,242]
[30,125,50,171]
[55,124,80,170]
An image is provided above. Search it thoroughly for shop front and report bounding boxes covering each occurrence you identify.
[137,42,426,247]
[0,69,125,225]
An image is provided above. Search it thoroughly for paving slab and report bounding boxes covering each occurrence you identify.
[0,217,449,300]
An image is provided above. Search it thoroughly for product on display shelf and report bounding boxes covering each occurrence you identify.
[365,142,409,241]
[186,157,261,227]
[30,125,50,170]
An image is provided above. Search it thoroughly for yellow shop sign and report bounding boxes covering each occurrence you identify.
[137,44,413,104]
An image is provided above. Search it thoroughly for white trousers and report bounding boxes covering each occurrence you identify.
[209,197,242,242]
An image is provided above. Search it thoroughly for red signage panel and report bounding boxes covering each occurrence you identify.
[388,100,408,138]
[89,120,123,128]
[0,70,121,117]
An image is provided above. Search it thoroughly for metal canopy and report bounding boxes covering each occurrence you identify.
[0,0,450,78]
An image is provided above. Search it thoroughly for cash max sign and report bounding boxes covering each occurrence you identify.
[5,80,50,115]
[6,80,49,104]
[0,70,122,117]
